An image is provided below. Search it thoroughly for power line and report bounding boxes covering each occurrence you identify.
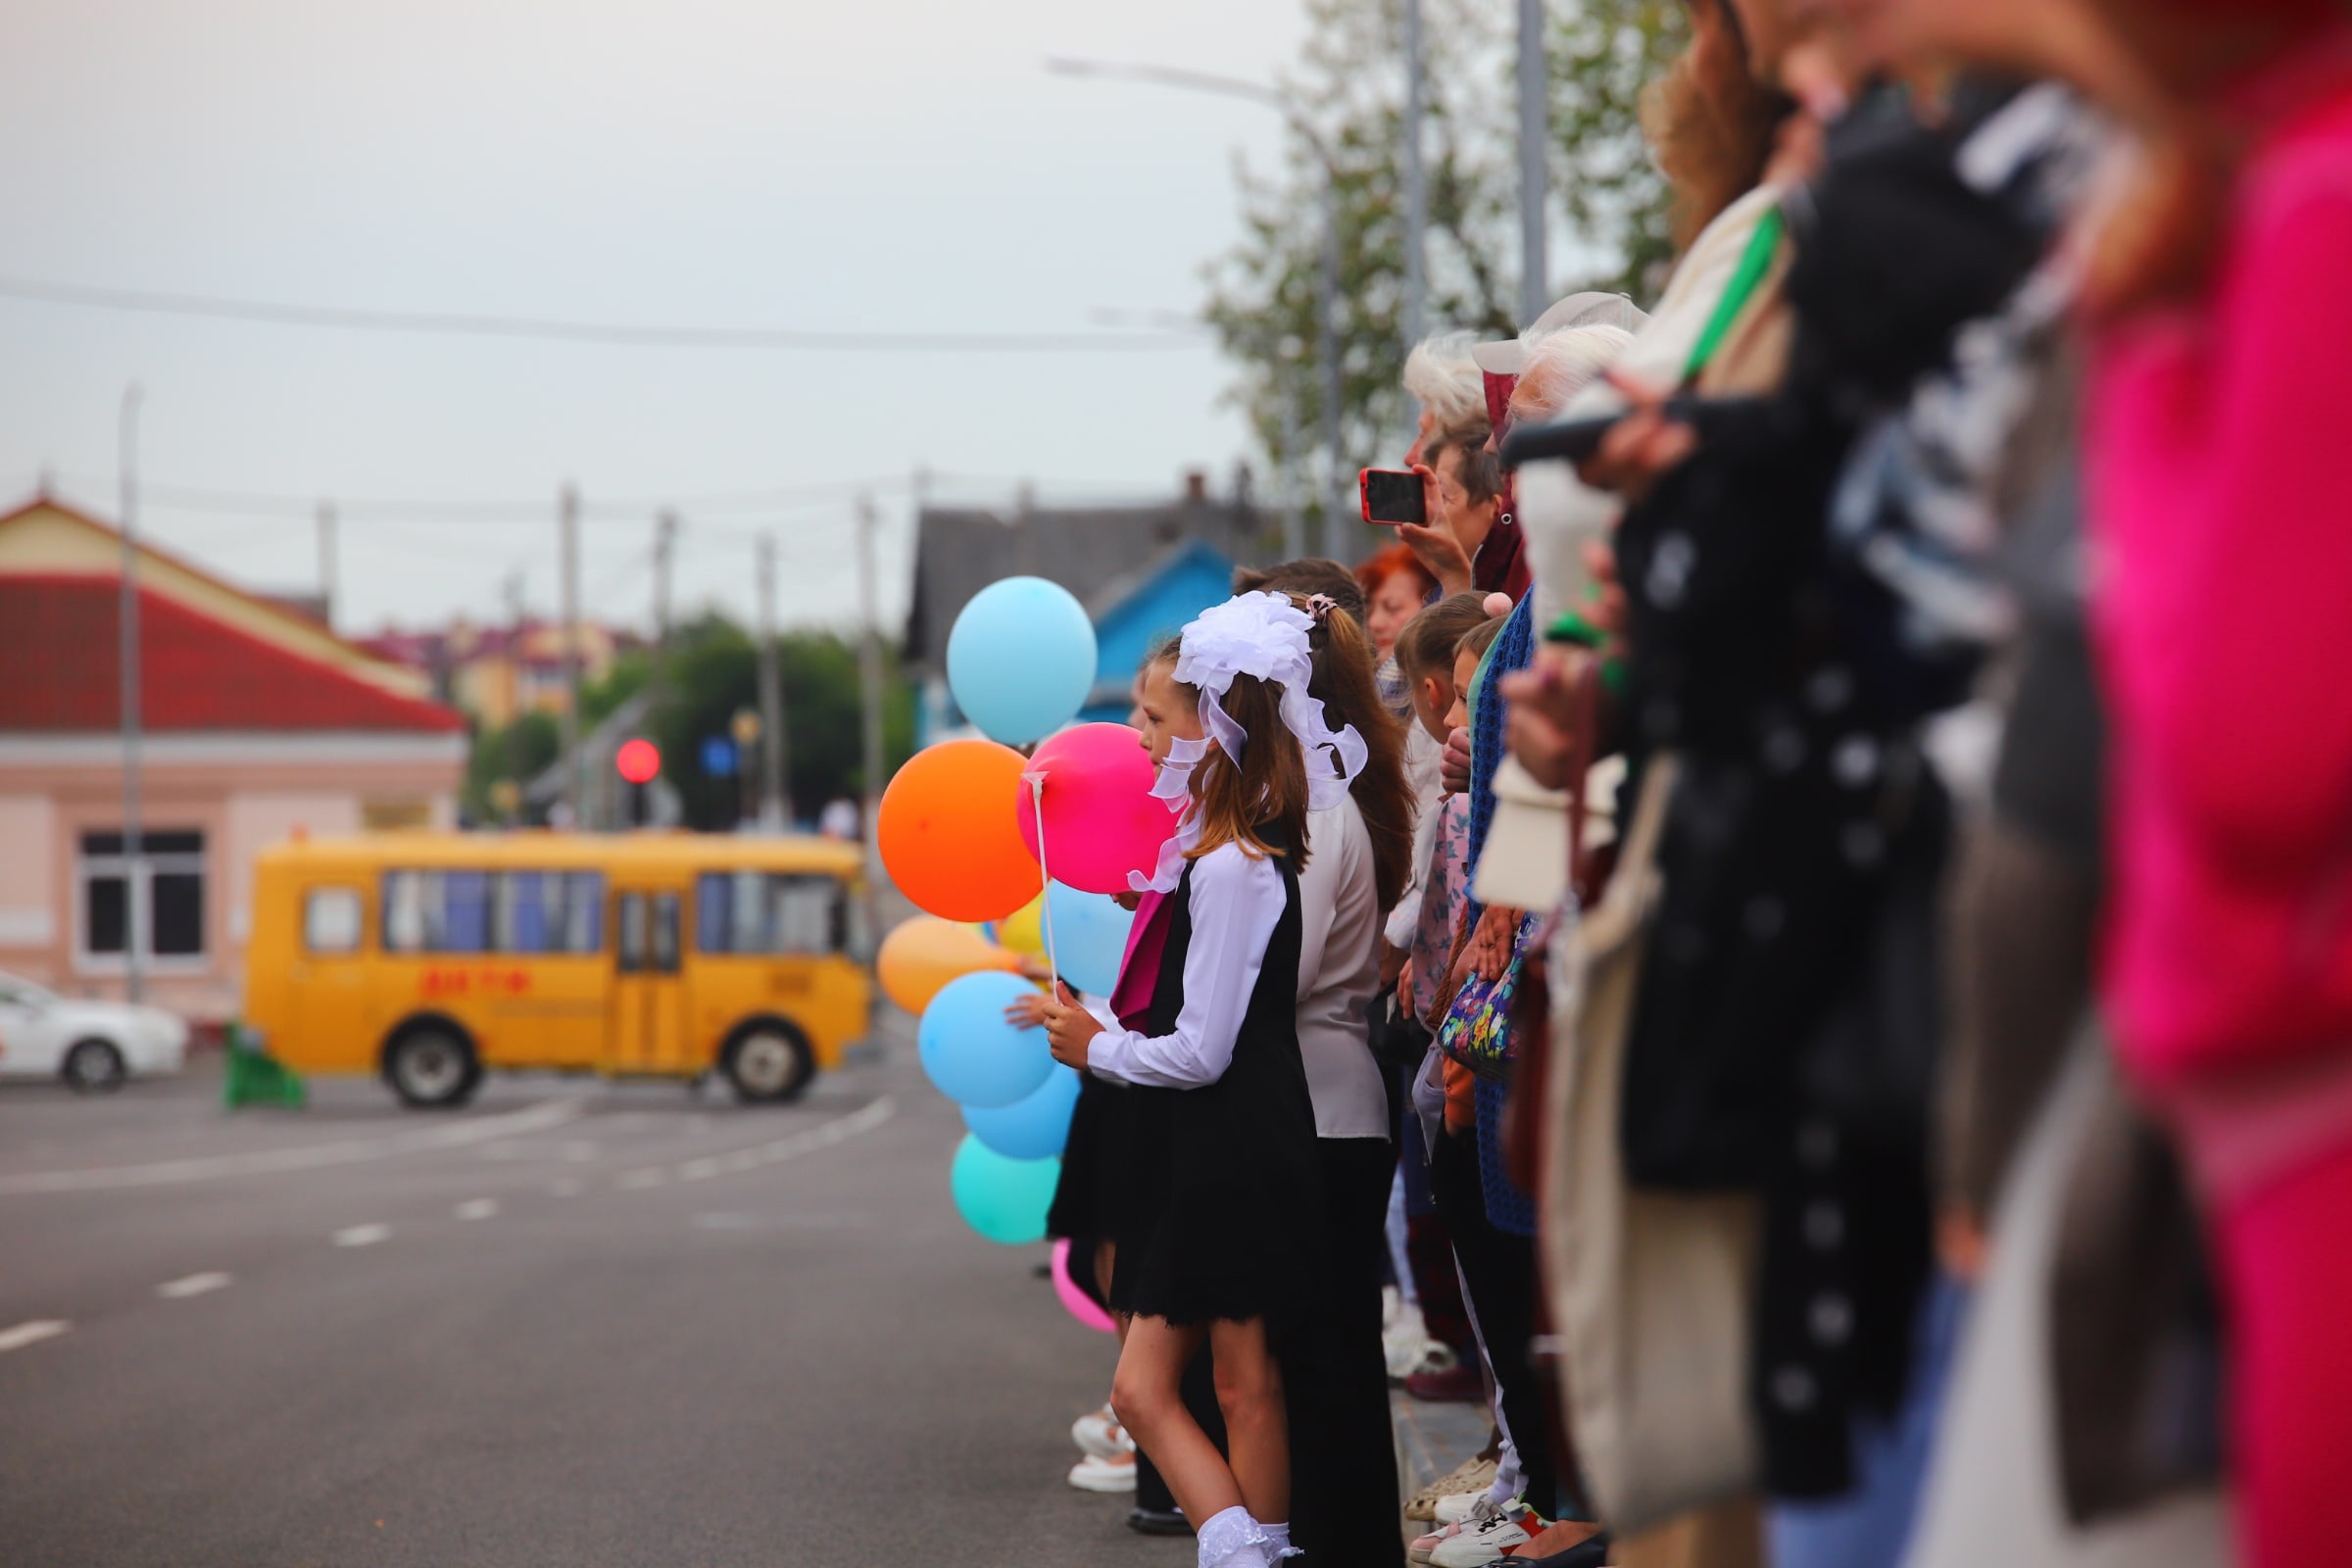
[36,472,909,522]
[0,276,1208,354]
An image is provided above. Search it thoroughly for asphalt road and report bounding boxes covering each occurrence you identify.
[0,1011,1203,1568]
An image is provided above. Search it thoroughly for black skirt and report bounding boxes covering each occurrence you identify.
[1107,847,1323,1332]
[1046,1070,1129,1244]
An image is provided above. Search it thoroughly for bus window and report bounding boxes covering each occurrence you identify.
[695,872,844,955]
[304,887,364,955]
[491,871,604,955]
[382,870,491,953]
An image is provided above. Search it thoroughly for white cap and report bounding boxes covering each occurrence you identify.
[1470,292,1650,375]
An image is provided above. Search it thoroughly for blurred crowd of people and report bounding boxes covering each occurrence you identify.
[1032,0,2352,1564]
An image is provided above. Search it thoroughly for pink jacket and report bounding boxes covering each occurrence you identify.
[2089,51,2352,1085]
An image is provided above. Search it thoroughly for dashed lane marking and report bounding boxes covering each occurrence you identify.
[454,1199,499,1221]
[156,1272,232,1299]
[332,1224,391,1248]
[0,1099,587,1196]
[612,1096,897,1190]
[0,1320,71,1352]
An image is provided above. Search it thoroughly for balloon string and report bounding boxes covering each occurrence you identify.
[1028,772,1062,995]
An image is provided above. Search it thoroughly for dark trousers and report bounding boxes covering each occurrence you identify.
[1429,1127,1557,1518]
[1287,1136,1406,1567]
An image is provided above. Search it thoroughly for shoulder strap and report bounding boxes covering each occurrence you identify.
[1684,205,1787,382]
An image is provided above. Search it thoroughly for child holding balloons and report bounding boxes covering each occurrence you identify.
[1038,591,1363,1568]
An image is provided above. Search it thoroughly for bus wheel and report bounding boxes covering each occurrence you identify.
[723,1022,813,1104]
[384,1022,480,1109]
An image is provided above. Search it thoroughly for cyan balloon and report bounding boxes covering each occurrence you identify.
[961,1063,1081,1161]
[946,576,1098,747]
[917,970,1054,1108]
[1045,881,1135,998]
[950,1134,1061,1246]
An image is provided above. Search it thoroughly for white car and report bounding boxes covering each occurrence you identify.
[0,972,189,1092]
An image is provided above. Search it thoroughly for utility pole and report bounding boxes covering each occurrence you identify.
[316,501,338,631]
[1402,0,1429,358]
[652,511,678,696]
[118,386,144,1004]
[854,494,886,940]
[1316,181,1348,563]
[558,484,582,827]
[1517,0,1550,325]
[1277,365,1305,561]
[755,535,789,831]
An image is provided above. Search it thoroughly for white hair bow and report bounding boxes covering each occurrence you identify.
[1130,592,1368,893]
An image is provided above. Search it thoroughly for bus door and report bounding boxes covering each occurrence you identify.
[610,888,686,1072]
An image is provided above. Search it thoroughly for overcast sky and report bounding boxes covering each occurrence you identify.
[0,0,1310,638]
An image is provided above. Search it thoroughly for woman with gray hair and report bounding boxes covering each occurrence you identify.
[1402,330,1489,466]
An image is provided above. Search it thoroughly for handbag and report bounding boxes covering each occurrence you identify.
[1435,911,1539,1081]
[1541,755,1765,1534]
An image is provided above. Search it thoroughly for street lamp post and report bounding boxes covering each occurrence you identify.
[1047,57,1354,561]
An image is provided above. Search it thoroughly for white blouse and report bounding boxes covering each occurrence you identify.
[1295,797,1392,1140]
[1086,841,1287,1091]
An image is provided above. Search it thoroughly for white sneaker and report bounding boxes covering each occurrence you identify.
[1385,1300,1458,1381]
[1428,1504,1538,1566]
[1408,1494,1502,1563]
[1067,1452,1138,1493]
[1434,1490,1493,1526]
[1071,1404,1133,1459]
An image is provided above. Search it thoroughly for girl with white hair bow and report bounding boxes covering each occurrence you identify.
[1039,591,1364,1568]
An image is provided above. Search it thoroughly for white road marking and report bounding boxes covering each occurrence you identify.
[156,1272,232,1299]
[332,1224,390,1248]
[612,1097,898,1191]
[0,1320,70,1352]
[454,1199,499,1221]
[0,1099,588,1197]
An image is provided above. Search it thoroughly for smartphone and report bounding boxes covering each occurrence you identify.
[1497,394,1758,468]
[1358,467,1427,526]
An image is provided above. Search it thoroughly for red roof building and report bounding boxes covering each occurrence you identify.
[0,498,466,1022]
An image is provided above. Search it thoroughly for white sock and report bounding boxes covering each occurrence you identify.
[1263,1520,1296,1559]
[1196,1504,1273,1568]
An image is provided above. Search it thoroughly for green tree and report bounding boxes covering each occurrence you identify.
[462,709,559,822]
[1203,0,1684,536]
[638,613,916,832]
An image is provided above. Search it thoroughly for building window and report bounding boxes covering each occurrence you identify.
[78,829,206,964]
[695,872,843,956]
[304,888,364,955]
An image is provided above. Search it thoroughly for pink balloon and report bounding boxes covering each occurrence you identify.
[1052,1237,1118,1335]
[1014,723,1182,896]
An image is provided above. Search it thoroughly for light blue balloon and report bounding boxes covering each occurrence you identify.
[918,970,1054,1108]
[961,1063,1081,1161]
[1045,881,1135,998]
[946,576,1099,747]
[950,1133,1061,1246]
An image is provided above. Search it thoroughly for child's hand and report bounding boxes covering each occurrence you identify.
[1013,953,1054,983]
[1111,890,1143,912]
[1004,990,1050,1029]
[1039,982,1102,1070]
[1440,727,1473,794]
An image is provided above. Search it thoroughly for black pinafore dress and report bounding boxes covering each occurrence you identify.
[1108,840,1323,1332]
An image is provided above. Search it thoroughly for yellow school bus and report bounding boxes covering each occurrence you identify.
[242,832,871,1108]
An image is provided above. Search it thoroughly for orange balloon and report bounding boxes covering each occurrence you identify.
[877,739,1044,922]
[875,917,1019,1015]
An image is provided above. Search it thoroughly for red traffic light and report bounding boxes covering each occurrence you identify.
[615,738,661,786]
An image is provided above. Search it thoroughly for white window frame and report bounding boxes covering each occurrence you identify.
[74,830,210,976]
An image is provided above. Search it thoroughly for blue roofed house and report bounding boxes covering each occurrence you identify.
[904,471,1267,745]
